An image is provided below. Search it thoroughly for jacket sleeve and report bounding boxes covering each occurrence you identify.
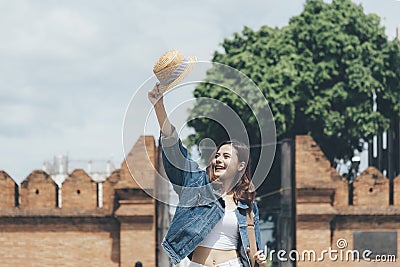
[253,202,262,251]
[159,125,205,195]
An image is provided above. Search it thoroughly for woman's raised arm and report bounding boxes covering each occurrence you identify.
[148,82,173,137]
[147,82,206,196]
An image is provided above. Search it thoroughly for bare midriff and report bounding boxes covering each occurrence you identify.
[191,246,239,266]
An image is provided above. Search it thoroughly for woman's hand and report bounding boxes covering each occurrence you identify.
[254,250,267,265]
[248,248,267,265]
[148,82,164,106]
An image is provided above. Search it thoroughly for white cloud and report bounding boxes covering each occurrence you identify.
[0,0,398,183]
[0,3,98,59]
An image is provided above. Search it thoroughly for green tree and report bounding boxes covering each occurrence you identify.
[187,0,400,164]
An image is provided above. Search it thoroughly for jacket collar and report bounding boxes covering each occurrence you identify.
[237,200,250,209]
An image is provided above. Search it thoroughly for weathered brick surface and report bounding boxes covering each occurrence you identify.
[295,135,348,207]
[296,135,399,267]
[353,166,389,206]
[119,215,156,266]
[114,188,156,266]
[0,171,17,208]
[393,174,400,206]
[102,179,117,212]
[20,170,58,209]
[0,218,120,267]
[296,221,332,267]
[62,169,97,209]
[119,136,156,190]
[0,135,157,267]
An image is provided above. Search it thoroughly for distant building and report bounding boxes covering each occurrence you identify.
[43,155,116,185]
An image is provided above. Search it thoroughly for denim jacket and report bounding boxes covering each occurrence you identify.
[160,127,262,266]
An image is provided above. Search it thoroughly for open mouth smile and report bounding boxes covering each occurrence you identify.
[214,165,226,171]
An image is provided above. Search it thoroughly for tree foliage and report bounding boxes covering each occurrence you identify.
[187,0,400,163]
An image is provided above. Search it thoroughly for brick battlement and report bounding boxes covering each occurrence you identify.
[296,135,400,208]
[0,136,158,212]
[0,168,123,210]
[0,135,158,267]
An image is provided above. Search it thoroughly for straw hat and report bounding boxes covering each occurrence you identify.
[153,50,197,94]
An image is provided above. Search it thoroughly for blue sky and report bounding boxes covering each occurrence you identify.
[1,0,399,183]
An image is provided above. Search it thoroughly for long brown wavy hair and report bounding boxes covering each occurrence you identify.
[206,140,256,207]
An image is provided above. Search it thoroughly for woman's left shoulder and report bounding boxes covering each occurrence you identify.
[252,201,259,215]
[252,201,259,209]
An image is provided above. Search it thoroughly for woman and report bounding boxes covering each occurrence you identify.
[148,82,267,267]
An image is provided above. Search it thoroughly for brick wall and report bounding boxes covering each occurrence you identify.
[393,174,400,206]
[295,135,348,207]
[296,135,400,267]
[120,136,156,190]
[0,217,120,267]
[62,169,98,209]
[0,171,16,208]
[0,135,158,267]
[20,170,58,209]
[295,221,332,267]
[353,166,389,206]
[102,171,119,212]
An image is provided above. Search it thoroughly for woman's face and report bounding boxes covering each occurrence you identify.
[212,144,245,181]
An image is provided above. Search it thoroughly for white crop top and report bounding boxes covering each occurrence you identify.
[198,208,239,250]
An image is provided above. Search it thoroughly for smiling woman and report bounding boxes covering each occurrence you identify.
[211,144,243,180]
[206,140,254,207]
[148,76,267,266]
